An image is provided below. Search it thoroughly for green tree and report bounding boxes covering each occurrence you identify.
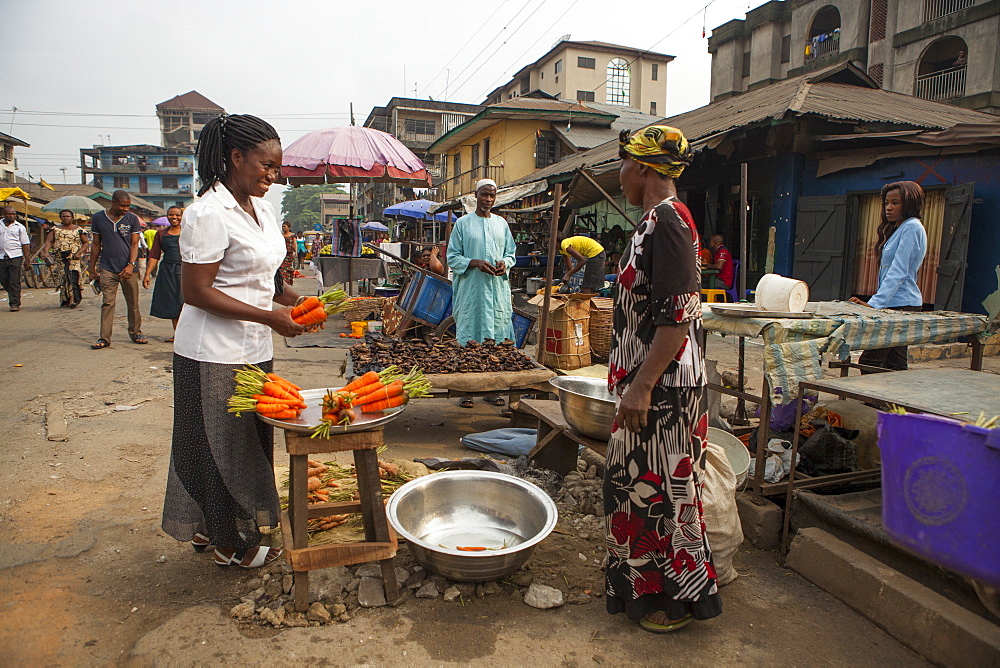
[281,185,347,232]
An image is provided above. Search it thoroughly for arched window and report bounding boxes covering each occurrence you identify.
[805,6,841,60]
[606,58,630,106]
[916,36,968,101]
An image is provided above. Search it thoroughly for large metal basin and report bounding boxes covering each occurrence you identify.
[548,376,617,441]
[386,471,557,582]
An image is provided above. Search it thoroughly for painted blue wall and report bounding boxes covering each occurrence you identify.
[799,152,1000,315]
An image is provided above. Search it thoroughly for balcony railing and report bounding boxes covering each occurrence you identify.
[924,0,974,21]
[805,32,840,60]
[915,66,967,101]
[84,163,194,173]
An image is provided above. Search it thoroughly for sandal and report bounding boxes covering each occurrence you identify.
[214,546,282,569]
[130,334,148,344]
[165,337,174,343]
[90,338,110,349]
[483,396,506,407]
[459,397,474,409]
[638,613,693,634]
[191,533,212,552]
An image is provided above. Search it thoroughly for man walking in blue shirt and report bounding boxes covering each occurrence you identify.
[87,190,146,349]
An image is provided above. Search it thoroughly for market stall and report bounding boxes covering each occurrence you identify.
[702,300,991,498]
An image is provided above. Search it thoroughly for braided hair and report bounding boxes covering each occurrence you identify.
[196,113,279,196]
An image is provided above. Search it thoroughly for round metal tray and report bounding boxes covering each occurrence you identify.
[708,303,816,319]
[255,387,405,434]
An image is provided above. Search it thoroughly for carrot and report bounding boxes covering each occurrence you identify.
[353,382,404,407]
[341,371,381,394]
[307,476,323,492]
[262,381,300,401]
[294,305,328,326]
[349,379,384,400]
[262,409,298,420]
[252,394,305,409]
[337,408,357,425]
[291,296,322,319]
[456,546,488,551]
[267,373,302,392]
[360,394,408,413]
[255,402,297,415]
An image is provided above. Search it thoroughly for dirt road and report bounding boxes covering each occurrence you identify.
[0,283,929,665]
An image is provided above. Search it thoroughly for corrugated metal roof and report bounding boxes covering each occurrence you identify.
[505,63,999,187]
[156,91,224,111]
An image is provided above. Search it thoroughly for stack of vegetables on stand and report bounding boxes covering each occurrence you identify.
[227,365,307,420]
[312,365,431,438]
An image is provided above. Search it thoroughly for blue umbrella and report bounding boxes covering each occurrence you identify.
[383,199,450,222]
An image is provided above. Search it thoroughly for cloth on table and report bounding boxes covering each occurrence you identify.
[703,301,989,404]
[461,428,537,458]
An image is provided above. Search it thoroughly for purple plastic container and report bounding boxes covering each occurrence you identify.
[877,412,1000,587]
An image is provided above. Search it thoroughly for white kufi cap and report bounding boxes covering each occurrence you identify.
[475,178,497,192]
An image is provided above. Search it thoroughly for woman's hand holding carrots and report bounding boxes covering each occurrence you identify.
[268,306,307,337]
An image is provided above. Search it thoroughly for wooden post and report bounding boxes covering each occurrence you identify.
[536,183,562,365]
[739,163,748,301]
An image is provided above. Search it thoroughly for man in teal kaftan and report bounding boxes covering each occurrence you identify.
[446,179,516,345]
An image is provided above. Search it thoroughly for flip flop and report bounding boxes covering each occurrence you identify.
[214,546,282,569]
[165,337,175,343]
[130,334,148,344]
[482,396,506,406]
[459,397,474,408]
[638,614,693,634]
[91,338,110,349]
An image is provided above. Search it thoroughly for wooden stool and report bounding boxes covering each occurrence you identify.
[701,288,727,303]
[280,426,399,612]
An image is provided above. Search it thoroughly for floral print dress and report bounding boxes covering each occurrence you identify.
[604,197,721,621]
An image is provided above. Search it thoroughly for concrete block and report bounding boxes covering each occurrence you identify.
[787,527,1000,666]
[736,495,782,550]
[45,401,68,442]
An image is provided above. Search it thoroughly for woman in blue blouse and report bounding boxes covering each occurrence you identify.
[850,181,927,371]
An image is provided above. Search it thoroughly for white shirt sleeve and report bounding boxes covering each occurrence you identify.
[180,203,228,264]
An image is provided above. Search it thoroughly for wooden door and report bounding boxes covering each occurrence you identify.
[934,182,974,311]
[792,196,851,301]
[138,176,148,194]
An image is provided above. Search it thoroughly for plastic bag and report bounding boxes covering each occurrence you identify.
[747,438,798,484]
[798,421,860,476]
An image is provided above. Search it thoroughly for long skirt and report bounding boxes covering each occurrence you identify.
[603,385,723,621]
[161,354,280,550]
[150,260,183,320]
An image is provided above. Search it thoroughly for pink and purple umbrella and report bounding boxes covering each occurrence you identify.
[280,126,430,186]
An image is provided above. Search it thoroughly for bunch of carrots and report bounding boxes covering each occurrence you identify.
[227,364,306,420]
[311,366,432,438]
[289,285,351,327]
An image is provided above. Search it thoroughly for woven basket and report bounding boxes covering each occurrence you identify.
[589,297,614,359]
[339,297,384,323]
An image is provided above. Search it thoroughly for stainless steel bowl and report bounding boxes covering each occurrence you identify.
[385,471,558,582]
[548,376,616,441]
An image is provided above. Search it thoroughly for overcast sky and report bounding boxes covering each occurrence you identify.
[4,0,755,210]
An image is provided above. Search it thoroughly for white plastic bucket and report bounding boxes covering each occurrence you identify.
[707,427,751,490]
[755,273,809,312]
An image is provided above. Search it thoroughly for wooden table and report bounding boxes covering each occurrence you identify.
[520,399,607,475]
[280,427,398,611]
[780,368,1000,548]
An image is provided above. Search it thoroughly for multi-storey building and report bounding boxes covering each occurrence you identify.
[708,0,1000,114]
[156,91,226,151]
[482,38,674,117]
[358,97,482,219]
[321,192,351,227]
[79,144,196,210]
[0,131,29,182]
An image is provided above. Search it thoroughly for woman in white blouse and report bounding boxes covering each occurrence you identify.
[162,114,305,568]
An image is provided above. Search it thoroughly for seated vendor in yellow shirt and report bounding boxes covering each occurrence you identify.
[559,235,606,293]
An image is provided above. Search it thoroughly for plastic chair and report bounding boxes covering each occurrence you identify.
[724,260,740,303]
[701,289,727,303]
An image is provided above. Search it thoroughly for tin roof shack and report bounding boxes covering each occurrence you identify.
[503,63,1000,314]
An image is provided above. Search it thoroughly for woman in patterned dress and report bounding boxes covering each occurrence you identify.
[605,126,721,633]
[280,222,296,285]
[41,209,90,308]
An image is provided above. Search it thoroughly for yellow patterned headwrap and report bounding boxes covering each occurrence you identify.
[619,126,692,179]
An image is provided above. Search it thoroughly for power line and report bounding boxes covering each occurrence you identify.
[585,0,721,98]
[474,0,580,102]
[436,0,537,101]
[418,1,512,97]
[447,0,549,100]
[0,108,353,119]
